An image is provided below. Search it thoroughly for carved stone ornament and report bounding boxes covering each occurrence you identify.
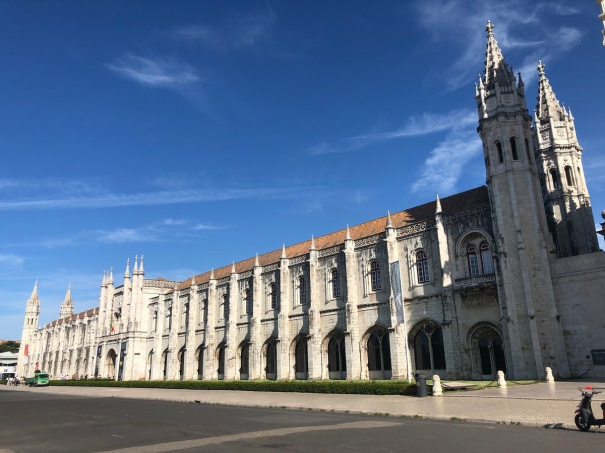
[460,288,498,308]
[318,245,342,258]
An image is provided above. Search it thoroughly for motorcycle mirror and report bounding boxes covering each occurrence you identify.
[586,385,593,390]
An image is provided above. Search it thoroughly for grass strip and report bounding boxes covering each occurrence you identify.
[48,378,418,395]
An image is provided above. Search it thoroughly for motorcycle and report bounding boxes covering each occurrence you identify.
[575,386,605,432]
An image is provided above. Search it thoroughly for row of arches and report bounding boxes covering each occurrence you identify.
[106,321,507,381]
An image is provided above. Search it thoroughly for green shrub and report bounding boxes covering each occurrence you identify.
[49,378,417,395]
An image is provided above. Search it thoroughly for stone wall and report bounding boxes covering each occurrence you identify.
[551,252,605,377]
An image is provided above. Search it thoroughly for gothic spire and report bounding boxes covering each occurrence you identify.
[28,280,39,305]
[535,61,566,122]
[139,254,144,275]
[210,268,215,280]
[385,211,393,228]
[310,235,316,251]
[191,274,196,287]
[59,284,74,318]
[231,261,236,274]
[124,258,130,278]
[108,267,114,284]
[345,224,351,240]
[254,253,260,267]
[483,20,515,89]
[435,194,442,214]
[281,243,287,259]
[133,255,139,275]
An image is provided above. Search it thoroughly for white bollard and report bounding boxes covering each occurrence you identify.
[432,374,443,396]
[497,370,507,387]
[545,367,555,382]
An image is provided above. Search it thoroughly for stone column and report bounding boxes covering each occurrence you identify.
[249,256,262,380]
[277,246,291,380]
[343,227,361,380]
[204,272,218,380]
[435,199,463,379]
[225,265,239,380]
[308,237,321,380]
[185,283,198,380]
[383,213,407,380]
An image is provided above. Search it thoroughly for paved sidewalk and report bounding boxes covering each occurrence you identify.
[2,381,604,430]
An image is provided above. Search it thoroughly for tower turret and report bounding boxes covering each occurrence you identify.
[533,62,599,257]
[17,281,41,375]
[475,21,569,379]
[59,284,74,318]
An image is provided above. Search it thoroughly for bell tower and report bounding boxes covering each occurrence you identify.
[17,281,41,376]
[533,61,599,257]
[475,21,569,379]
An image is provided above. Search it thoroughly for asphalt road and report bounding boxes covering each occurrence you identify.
[0,390,602,453]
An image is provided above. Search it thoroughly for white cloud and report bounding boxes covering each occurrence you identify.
[309,109,476,155]
[171,8,276,51]
[415,0,583,91]
[0,185,323,211]
[411,128,483,194]
[0,254,25,271]
[107,55,199,88]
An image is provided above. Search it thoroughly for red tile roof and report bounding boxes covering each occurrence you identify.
[177,186,488,290]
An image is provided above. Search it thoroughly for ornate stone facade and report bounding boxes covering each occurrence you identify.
[17,23,605,381]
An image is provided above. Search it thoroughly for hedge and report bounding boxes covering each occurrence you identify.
[48,378,418,395]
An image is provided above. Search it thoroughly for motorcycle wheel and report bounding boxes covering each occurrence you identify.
[575,413,591,432]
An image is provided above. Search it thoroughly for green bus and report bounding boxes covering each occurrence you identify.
[26,371,50,387]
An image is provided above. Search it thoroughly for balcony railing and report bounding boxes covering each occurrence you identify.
[454,273,496,288]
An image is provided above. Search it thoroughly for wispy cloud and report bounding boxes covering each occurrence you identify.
[107,54,199,88]
[0,254,25,269]
[309,109,476,155]
[171,7,276,51]
[9,218,227,249]
[415,0,583,91]
[0,185,325,211]
[411,128,483,194]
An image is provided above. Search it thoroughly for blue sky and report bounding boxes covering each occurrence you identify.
[1,1,604,340]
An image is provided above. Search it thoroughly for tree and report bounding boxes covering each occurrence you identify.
[0,341,20,354]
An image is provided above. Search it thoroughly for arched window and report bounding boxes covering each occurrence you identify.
[550,169,559,190]
[416,251,430,283]
[224,294,230,319]
[298,276,307,305]
[162,349,169,380]
[413,323,446,371]
[178,347,186,380]
[240,343,249,379]
[184,303,189,328]
[370,261,381,291]
[266,341,277,380]
[367,330,392,375]
[413,331,431,369]
[244,288,252,315]
[495,141,504,164]
[468,245,480,277]
[197,348,203,380]
[269,283,278,310]
[565,166,574,187]
[480,242,493,274]
[331,269,341,298]
[328,334,346,378]
[510,137,519,160]
[295,338,308,378]
[577,167,582,185]
[217,345,225,380]
[202,299,208,325]
[525,138,531,163]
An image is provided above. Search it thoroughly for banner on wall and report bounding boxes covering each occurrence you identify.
[390,261,405,324]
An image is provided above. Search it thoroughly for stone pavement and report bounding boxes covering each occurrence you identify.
[3,380,605,430]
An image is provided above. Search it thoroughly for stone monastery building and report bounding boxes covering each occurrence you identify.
[18,23,605,382]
